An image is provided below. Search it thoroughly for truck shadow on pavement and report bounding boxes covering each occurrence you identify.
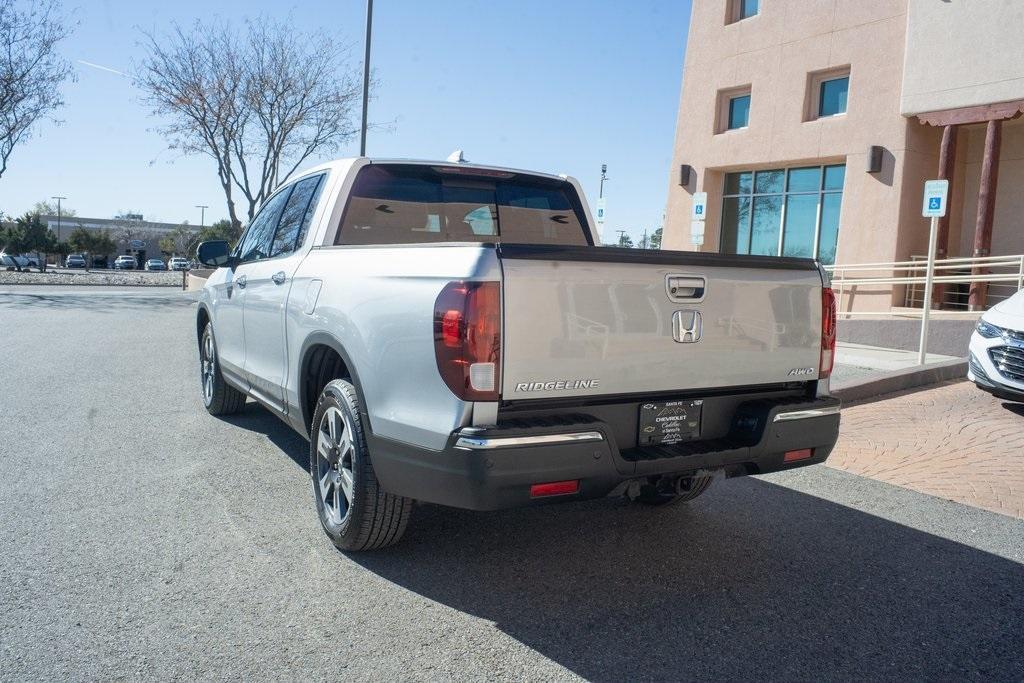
[227,402,1023,680]
[352,480,1024,680]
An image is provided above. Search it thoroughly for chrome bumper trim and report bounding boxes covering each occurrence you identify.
[455,431,605,450]
[772,405,841,422]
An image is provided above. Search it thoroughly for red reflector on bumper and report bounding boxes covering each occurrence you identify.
[530,480,579,498]
[783,448,813,463]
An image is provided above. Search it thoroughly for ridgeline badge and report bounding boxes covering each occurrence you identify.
[514,379,600,392]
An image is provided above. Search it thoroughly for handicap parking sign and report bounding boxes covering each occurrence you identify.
[922,180,948,218]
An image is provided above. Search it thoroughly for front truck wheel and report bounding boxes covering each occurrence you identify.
[200,322,246,416]
[633,474,714,506]
[310,379,412,551]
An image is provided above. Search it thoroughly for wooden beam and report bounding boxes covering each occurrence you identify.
[932,124,958,307]
[968,119,1002,310]
[916,99,1024,127]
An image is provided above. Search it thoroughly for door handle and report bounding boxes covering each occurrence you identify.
[235,275,247,289]
[272,271,286,285]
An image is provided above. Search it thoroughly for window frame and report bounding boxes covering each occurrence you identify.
[715,85,752,134]
[233,184,295,264]
[268,172,327,258]
[719,164,846,263]
[805,66,851,120]
[727,0,759,23]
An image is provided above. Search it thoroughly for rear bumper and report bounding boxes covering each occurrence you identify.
[368,395,840,511]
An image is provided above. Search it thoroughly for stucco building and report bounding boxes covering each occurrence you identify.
[664,0,1024,311]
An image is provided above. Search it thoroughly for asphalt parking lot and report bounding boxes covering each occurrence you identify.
[2,287,1023,681]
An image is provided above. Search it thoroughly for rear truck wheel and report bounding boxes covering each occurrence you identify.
[310,379,412,551]
[633,474,714,506]
[199,322,246,416]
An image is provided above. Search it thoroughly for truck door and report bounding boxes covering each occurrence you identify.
[241,174,325,412]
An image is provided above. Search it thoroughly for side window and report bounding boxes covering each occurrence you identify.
[236,187,293,262]
[270,174,325,257]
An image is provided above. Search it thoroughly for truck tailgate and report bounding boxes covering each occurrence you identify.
[498,245,824,400]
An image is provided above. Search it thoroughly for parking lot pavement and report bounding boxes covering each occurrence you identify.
[828,380,1024,519]
[2,288,1023,681]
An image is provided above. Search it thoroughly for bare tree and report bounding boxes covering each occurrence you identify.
[137,18,362,230]
[0,0,75,181]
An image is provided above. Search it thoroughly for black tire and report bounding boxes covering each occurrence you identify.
[634,474,714,506]
[309,379,412,551]
[199,322,246,416]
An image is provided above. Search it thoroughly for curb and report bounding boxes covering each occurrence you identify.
[831,358,968,404]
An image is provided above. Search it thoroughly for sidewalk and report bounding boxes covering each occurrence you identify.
[827,379,1024,519]
[831,341,962,386]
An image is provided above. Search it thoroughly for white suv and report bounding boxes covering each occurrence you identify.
[968,289,1024,402]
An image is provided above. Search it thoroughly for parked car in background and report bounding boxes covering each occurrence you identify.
[113,255,137,270]
[0,252,31,270]
[66,254,87,269]
[195,157,841,551]
[969,289,1024,402]
[168,257,190,271]
[145,258,167,271]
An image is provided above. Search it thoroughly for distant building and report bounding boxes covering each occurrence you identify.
[40,214,198,262]
[665,0,1024,311]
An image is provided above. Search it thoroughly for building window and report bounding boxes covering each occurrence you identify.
[728,0,758,23]
[807,67,850,120]
[720,164,846,265]
[716,86,752,133]
[819,77,849,117]
[728,95,750,129]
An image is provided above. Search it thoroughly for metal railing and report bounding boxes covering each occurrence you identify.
[825,254,1024,317]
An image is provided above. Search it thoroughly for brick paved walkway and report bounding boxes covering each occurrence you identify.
[828,380,1024,519]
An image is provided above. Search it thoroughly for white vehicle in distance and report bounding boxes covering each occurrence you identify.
[113,255,137,270]
[194,157,841,551]
[144,258,167,271]
[168,257,190,271]
[968,288,1024,402]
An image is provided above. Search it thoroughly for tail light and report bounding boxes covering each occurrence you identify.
[820,288,837,379]
[434,281,501,401]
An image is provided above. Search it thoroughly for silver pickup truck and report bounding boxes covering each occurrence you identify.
[195,157,840,550]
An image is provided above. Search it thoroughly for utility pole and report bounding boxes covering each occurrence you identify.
[195,205,208,228]
[52,195,67,242]
[359,0,374,157]
[599,164,608,198]
[616,229,627,247]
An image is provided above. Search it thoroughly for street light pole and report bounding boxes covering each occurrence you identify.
[52,195,67,242]
[359,0,374,157]
[195,205,208,228]
[599,164,608,198]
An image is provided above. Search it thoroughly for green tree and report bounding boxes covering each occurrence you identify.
[197,218,241,250]
[0,221,28,270]
[649,227,662,250]
[31,199,76,217]
[159,223,199,257]
[15,212,57,271]
[67,226,114,271]
[617,232,634,248]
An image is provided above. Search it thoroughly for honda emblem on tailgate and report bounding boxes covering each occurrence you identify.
[672,310,702,343]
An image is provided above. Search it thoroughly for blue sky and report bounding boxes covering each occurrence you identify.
[0,0,691,243]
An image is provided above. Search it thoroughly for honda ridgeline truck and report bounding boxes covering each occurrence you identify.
[195,158,841,550]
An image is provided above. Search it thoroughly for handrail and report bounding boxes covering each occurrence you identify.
[826,253,1024,318]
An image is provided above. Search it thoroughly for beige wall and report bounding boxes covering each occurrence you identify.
[664,0,917,311]
[902,0,1024,115]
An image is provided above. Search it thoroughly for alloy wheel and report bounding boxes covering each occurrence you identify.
[315,406,356,525]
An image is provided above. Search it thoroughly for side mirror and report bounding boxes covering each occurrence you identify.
[196,240,234,268]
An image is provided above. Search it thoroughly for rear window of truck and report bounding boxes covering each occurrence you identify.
[335,164,592,246]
